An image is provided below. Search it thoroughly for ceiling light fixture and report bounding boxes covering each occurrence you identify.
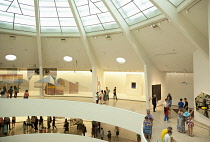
[63,56,73,62]
[5,55,17,61]
[116,57,126,64]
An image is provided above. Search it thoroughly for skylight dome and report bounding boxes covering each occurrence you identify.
[0,0,163,33]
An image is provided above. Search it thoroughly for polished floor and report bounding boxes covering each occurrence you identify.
[1,96,210,142]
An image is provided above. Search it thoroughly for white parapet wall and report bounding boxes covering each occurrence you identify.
[0,99,147,142]
[0,133,105,142]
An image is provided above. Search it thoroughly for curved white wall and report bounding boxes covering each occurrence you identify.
[0,133,105,142]
[0,99,147,142]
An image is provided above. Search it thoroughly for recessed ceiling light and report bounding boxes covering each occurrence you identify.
[116,57,125,64]
[63,56,72,62]
[5,55,17,61]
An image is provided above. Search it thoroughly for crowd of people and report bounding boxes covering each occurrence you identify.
[144,93,195,142]
[0,86,29,99]
[95,87,117,104]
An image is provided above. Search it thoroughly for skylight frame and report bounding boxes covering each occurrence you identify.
[73,0,119,33]
[0,0,36,32]
[39,0,79,33]
[168,0,186,7]
[111,0,162,26]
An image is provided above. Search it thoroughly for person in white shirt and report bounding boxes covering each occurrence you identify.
[164,130,174,142]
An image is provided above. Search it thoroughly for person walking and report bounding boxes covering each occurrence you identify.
[113,87,117,100]
[152,94,157,112]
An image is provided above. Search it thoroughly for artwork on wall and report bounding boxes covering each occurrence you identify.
[131,82,136,89]
[0,74,23,83]
[69,82,78,94]
[195,92,210,119]
[152,84,161,100]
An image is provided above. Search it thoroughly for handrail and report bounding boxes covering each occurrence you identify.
[0,133,105,142]
[0,99,147,142]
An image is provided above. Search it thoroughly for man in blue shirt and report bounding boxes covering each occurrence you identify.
[178,98,184,109]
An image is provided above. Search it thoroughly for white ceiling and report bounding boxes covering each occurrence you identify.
[0,0,208,73]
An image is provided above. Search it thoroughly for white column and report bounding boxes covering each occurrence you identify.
[150,0,209,56]
[144,65,150,110]
[68,0,100,102]
[102,0,155,106]
[34,0,43,99]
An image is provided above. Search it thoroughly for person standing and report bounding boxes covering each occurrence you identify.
[114,126,120,141]
[167,93,172,100]
[47,116,52,129]
[113,87,117,100]
[8,86,13,98]
[95,92,99,104]
[52,117,56,129]
[147,111,154,125]
[152,94,157,112]
[14,86,19,98]
[12,117,16,128]
[143,116,152,142]
[100,128,104,140]
[63,119,69,134]
[178,98,184,109]
[106,87,110,101]
[3,86,7,98]
[4,117,11,130]
[164,130,173,142]
[82,124,87,136]
[184,98,188,111]
[177,109,185,133]
[160,126,173,141]
[167,96,172,119]
[107,130,112,142]
[34,117,38,132]
[24,90,29,99]
[137,134,141,142]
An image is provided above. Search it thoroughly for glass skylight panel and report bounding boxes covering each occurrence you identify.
[111,0,161,26]
[0,0,36,32]
[73,0,118,32]
[168,0,185,7]
[39,0,78,33]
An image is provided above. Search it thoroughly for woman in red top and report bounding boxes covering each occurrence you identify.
[24,90,29,99]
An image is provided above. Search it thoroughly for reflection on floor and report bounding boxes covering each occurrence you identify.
[1,96,210,142]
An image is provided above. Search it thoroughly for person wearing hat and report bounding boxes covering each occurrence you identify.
[160,126,173,141]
